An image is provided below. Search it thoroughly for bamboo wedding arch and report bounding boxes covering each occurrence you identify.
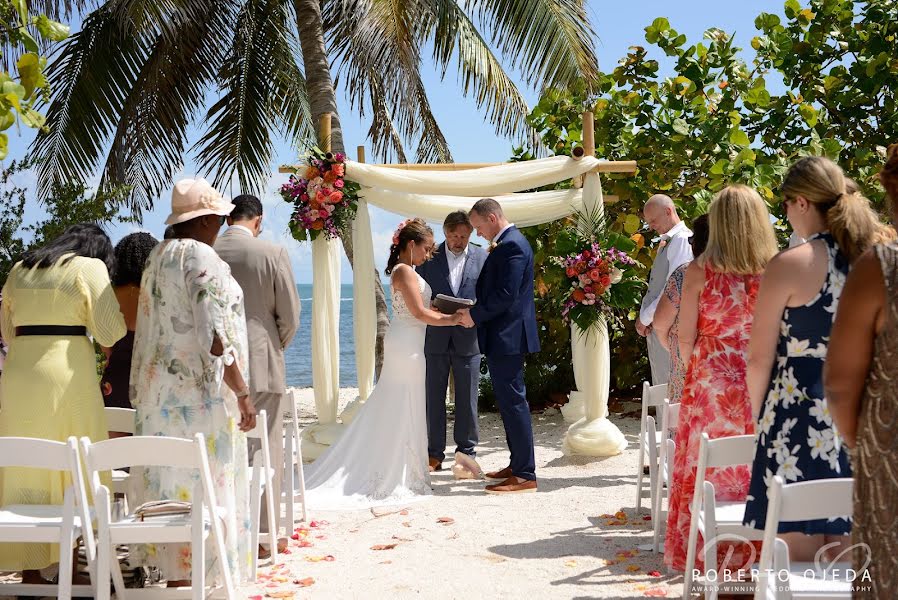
[282,112,637,458]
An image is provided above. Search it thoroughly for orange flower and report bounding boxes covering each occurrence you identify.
[306,166,320,179]
[323,170,337,184]
[311,220,324,230]
[572,288,586,303]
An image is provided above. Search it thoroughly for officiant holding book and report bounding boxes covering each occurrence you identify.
[417,211,488,473]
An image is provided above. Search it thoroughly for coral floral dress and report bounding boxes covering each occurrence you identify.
[664,264,762,573]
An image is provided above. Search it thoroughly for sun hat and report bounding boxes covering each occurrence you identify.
[164,178,235,225]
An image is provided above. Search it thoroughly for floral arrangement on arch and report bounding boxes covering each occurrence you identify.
[280,148,360,241]
[546,211,644,333]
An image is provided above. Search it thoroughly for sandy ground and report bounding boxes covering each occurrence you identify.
[239,387,685,600]
[0,388,686,599]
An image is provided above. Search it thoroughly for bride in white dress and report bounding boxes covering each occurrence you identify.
[304,218,465,510]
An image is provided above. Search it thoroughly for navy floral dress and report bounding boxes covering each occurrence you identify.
[743,233,851,535]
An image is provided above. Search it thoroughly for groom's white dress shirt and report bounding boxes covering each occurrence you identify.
[446,246,468,296]
[495,223,515,244]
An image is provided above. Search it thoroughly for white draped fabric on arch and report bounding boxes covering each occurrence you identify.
[303,154,630,458]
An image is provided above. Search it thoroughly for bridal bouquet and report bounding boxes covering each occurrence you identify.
[280,148,359,241]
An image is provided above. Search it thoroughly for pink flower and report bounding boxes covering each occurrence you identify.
[319,209,329,218]
[334,179,344,189]
[332,164,345,176]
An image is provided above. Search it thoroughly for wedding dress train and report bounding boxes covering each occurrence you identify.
[303,268,433,510]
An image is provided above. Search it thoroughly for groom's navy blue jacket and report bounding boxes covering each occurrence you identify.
[469,226,540,356]
[417,242,487,356]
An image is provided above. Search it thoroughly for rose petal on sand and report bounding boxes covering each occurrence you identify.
[643,588,667,597]
[399,509,409,516]
[402,521,411,528]
[315,535,327,540]
[643,515,652,521]
[626,564,641,572]
[437,517,455,525]
[293,577,315,587]
[249,595,263,600]
[371,543,398,551]
[615,511,627,519]
[649,570,661,577]
[266,591,294,598]
[564,560,577,567]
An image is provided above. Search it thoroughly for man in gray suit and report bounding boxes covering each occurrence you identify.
[215,195,300,550]
[638,194,693,385]
[417,211,487,472]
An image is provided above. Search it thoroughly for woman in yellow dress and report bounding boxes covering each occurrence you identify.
[0,223,126,582]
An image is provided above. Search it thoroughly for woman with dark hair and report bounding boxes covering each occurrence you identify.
[0,223,126,581]
[101,232,159,425]
[653,214,710,403]
[303,217,464,509]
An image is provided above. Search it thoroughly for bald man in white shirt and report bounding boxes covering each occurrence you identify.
[638,195,693,385]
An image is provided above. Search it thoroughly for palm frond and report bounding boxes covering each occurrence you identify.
[31,7,152,204]
[194,0,311,195]
[100,0,234,212]
[424,0,537,148]
[465,0,599,90]
[326,0,451,163]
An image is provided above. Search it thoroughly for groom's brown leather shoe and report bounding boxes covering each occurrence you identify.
[428,457,443,472]
[485,466,512,481]
[485,476,537,494]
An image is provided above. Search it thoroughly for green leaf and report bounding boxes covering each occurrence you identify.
[19,30,39,54]
[729,129,750,146]
[784,0,801,19]
[19,107,46,129]
[623,213,641,234]
[34,15,70,42]
[0,133,7,160]
[710,159,729,175]
[16,53,40,98]
[0,111,15,131]
[672,118,689,135]
[798,103,817,127]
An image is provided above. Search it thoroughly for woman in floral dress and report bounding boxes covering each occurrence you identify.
[743,157,885,561]
[664,185,778,573]
[129,179,256,587]
[654,214,709,403]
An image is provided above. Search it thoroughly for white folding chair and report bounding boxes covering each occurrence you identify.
[81,433,235,600]
[0,436,96,599]
[245,409,279,579]
[652,399,680,552]
[683,433,761,599]
[282,390,308,531]
[637,381,668,514]
[754,476,853,600]
[104,407,136,497]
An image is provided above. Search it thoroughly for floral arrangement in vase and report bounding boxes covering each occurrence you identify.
[280,148,360,241]
[546,210,644,333]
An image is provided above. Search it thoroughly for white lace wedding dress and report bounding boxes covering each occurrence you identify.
[303,266,433,510]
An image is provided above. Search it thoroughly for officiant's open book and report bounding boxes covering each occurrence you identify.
[433,294,475,314]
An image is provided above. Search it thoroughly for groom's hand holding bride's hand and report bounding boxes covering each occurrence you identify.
[457,309,475,329]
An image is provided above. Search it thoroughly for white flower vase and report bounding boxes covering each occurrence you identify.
[562,320,628,456]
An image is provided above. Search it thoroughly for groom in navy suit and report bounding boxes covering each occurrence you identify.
[417,211,488,473]
[460,198,540,494]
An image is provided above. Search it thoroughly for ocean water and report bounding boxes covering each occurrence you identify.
[285,283,392,388]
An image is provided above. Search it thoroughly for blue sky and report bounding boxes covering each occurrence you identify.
[10,0,786,283]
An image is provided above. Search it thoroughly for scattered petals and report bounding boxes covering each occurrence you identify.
[399,509,409,515]
[648,570,662,577]
[267,591,295,598]
[627,564,641,572]
[304,555,335,563]
[437,517,455,525]
[643,515,652,521]
[371,543,398,551]
[249,596,263,600]
[643,588,667,597]
[402,521,411,528]
[315,535,327,540]
[615,511,627,520]
[293,577,315,587]
[564,560,577,567]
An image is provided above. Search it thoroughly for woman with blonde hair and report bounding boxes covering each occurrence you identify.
[664,185,778,573]
[742,156,883,561]
[826,143,898,596]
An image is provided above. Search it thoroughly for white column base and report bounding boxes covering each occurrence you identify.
[562,415,628,457]
[561,391,587,423]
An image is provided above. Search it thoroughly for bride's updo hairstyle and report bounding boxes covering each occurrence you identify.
[385,217,433,275]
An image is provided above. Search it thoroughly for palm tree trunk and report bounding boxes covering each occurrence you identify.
[294,0,389,377]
